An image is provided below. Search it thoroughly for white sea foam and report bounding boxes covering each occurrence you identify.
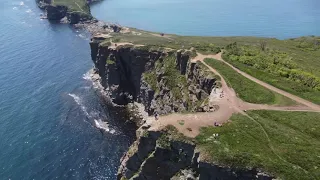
[76,33,89,40]
[68,93,90,117]
[94,119,115,134]
[68,93,115,134]
[19,1,24,6]
[82,70,105,95]
[13,7,17,10]
[78,34,85,38]
[82,71,92,81]
[26,9,32,13]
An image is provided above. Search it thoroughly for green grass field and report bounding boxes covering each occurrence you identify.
[196,110,320,180]
[222,56,320,105]
[53,0,90,14]
[221,37,320,104]
[204,58,296,106]
[109,31,320,74]
[108,31,320,105]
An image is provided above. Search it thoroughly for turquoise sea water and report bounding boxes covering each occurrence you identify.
[91,0,320,39]
[0,0,319,179]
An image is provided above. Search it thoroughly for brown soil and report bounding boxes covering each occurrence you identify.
[148,52,320,137]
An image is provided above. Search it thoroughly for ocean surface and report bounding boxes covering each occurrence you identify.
[0,0,319,180]
[0,0,135,179]
[91,0,320,39]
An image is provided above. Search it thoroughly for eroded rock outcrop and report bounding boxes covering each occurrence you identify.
[89,37,273,180]
[36,0,92,24]
[90,39,218,115]
[118,128,273,180]
[46,5,67,20]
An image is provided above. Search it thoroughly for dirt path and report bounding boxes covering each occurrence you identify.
[74,2,84,12]
[109,42,144,49]
[148,52,320,137]
[146,51,318,174]
[204,52,320,111]
[149,33,173,40]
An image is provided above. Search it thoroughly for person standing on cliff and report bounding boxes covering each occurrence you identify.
[154,111,159,121]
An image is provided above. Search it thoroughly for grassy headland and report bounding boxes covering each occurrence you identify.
[108,31,320,104]
[53,0,90,14]
[196,110,320,180]
[98,26,320,180]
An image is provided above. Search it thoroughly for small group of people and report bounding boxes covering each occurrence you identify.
[214,122,222,127]
[219,90,224,98]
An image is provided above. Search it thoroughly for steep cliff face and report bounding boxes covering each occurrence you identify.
[89,39,272,179]
[46,5,68,20]
[90,39,218,115]
[90,42,164,106]
[118,128,273,180]
[36,0,92,24]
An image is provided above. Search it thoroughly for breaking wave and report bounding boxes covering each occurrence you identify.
[82,71,92,81]
[94,119,116,134]
[26,9,32,13]
[68,93,90,117]
[68,93,115,133]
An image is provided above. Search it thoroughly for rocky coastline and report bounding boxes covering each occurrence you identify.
[89,36,273,180]
[37,0,89,24]
[36,1,274,179]
[117,127,272,180]
[89,37,218,115]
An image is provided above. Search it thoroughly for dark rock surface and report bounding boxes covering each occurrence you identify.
[46,5,67,20]
[118,130,274,180]
[36,0,51,9]
[90,42,163,105]
[36,0,92,24]
[90,41,218,115]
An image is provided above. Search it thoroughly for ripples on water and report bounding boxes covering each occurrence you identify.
[91,0,320,39]
[0,0,135,179]
[1,0,319,179]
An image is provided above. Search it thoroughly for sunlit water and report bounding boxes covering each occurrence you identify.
[1,0,319,179]
[0,0,135,179]
[91,0,320,39]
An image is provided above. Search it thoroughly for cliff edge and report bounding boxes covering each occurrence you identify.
[90,37,218,116]
[117,127,272,180]
[36,0,92,24]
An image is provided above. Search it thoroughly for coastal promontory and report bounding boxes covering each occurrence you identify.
[37,0,320,179]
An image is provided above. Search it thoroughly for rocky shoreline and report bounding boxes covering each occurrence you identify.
[36,0,124,31]
[89,38,218,114]
[89,36,273,180]
[36,1,274,179]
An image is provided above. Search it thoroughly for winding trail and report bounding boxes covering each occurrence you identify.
[148,52,320,138]
[206,52,320,111]
[74,2,84,12]
[145,51,318,176]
